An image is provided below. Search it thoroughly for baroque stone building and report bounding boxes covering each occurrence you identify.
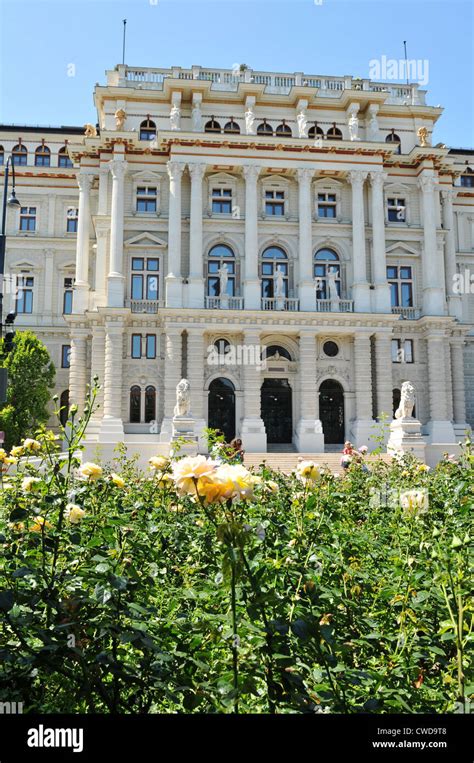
[0,64,473,463]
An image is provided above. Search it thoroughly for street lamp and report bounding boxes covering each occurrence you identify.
[0,155,21,338]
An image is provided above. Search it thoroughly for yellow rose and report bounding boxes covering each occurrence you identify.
[11,446,24,458]
[0,448,7,463]
[23,438,42,452]
[214,464,256,501]
[66,504,86,524]
[21,476,42,493]
[400,489,429,516]
[296,460,320,482]
[4,456,17,465]
[149,456,169,471]
[111,473,125,488]
[30,516,53,533]
[77,462,103,481]
[171,455,217,496]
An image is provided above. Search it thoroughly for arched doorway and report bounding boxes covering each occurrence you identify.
[319,380,344,444]
[261,378,292,444]
[208,378,236,442]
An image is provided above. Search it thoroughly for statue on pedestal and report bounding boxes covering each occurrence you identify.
[170,104,181,131]
[327,267,340,302]
[174,379,191,418]
[274,266,285,298]
[218,263,229,296]
[245,107,256,135]
[348,111,359,141]
[192,103,202,132]
[417,127,429,147]
[297,108,308,138]
[114,109,126,130]
[395,381,416,419]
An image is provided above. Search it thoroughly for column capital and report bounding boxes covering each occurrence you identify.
[348,169,368,187]
[109,159,128,180]
[77,171,93,192]
[441,187,458,202]
[369,170,388,188]
[242,164,260,183]
[167,160,186,181]
[297,167,314,185]
[417,173,437,193]
[188,162,206,181]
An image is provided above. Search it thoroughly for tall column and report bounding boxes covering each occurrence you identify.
[165,161,185,308]
[160,327,182,441]
[295,332,324,451]
[98,163,109,215]
[84,323,106,438]
[374,332,393,442]
[42,249,54,317]
[297,169,315,311]
[188,163,206,308]
[93,225,108,308]
[348,171,371,312]
[73,171,92,313]
[240,329,266,451]
[425,332,455,442]
[451,340,468,431]
[441,189,462,320]
[68,327,89,414]
[418,173,446,316]
[187,328,207,449]
[242,165,261,309]
[107,158,127,307]
[351,332,374,447]
[99,319,125,441]
[369,172,391,312]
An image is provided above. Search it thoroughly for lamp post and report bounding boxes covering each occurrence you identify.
[0,155,21,337]
[0,156,21,403]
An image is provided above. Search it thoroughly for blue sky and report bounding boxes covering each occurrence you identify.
[0,0,473,147]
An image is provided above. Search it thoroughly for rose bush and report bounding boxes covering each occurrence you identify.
[0,389,472,714]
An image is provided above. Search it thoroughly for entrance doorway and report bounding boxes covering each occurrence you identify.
[319,379,344,444]
[208,378,236,442]
[261,378,292,444]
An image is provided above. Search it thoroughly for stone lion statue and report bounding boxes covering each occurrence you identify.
[395,381,416,419]
[174,378,191,417]
[84,123,97,137]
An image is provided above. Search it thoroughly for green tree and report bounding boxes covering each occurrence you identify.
[0,330,55,449]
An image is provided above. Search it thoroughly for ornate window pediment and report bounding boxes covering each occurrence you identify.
[124,232,167,249]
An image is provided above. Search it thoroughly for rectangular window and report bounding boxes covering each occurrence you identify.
[131,334,142,359]
[63,277,74,314]
[136,186,157,213]
[61,345,71,368]
[16,275,34,313]
[391,339,401,363]
[387,197,406,223]
[66,208,78,233]
[35,151,50,167]
[317,193,337,218]
[392,338,414,363]
[265,190,285,216]
[387,265,413,308]
[131,258,159,302]
[211,188,232,214]
[146,334,156,359]
[19,207,36,232]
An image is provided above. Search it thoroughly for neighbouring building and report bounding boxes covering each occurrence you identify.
[0,64,473,463]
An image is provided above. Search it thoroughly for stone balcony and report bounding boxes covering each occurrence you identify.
[108,65,425,105]
[391,306,421,320]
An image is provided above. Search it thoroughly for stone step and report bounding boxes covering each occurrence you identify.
[243,452,392,474]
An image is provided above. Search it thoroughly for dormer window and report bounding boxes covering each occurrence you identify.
[257,120,273,135]
[308,123,324,139]
[223,119,240,134]
[275,121,292,137]
[327,123,343,140]
[205,117,221,133]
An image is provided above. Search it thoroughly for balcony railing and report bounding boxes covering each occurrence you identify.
[110,65,425,105]
[391,306,421,320]
[205,296,244,310]
[316,299,354,313]
[126,299,163,313]
[261,298,300,311]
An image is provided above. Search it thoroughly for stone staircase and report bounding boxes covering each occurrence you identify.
[244,452,392,475]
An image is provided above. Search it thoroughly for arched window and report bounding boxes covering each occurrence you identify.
[262,345,292,361]
[144,386,156,424]
[207,244,235,297]
[130,385,141,423]
[12,144,27,166]
[386,130,401,154]
[59,389,69,426]
[308,123,324,139]
[326,124,343,140]
[223,119,240,134]
[58,146,73,168]
[314,248,341,299]
[214,338,231,358]
[139,118,156,140]
[35,145,50,167]
[261,246,288,299]
[0,146,4,166]
[275,121,292,137]
[205,117,221,133]
[460,167,474,188]
[257,120,273,136]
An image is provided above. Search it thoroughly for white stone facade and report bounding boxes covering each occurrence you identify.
[0,64,473,463]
